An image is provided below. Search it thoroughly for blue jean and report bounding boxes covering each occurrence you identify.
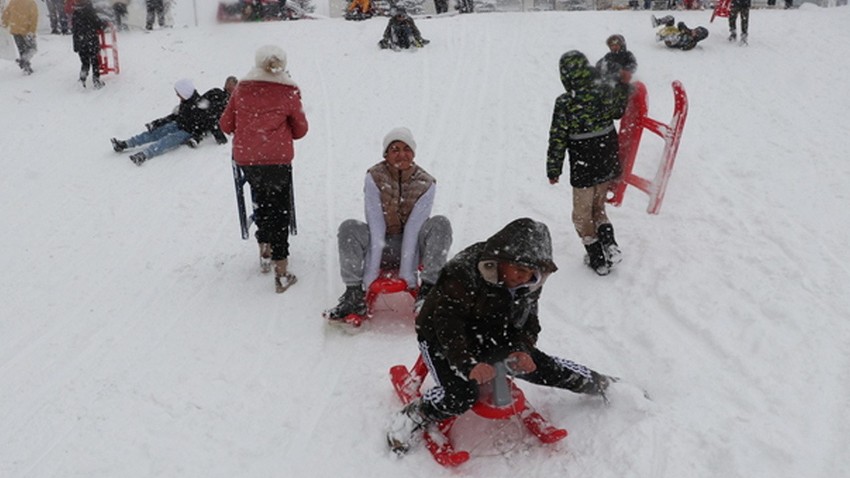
[127,122,191,159]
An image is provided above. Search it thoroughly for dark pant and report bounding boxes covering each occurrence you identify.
[79,52,100,80]
[418,341,596,421]
[242,164,294,260]
[434,0,448,13]
[146,0,165,28]
[729,6,749,35]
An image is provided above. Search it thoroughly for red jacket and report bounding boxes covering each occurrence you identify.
[220,80,308,167]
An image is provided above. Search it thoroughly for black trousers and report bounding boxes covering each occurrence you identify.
[418,340,596,421]
[79,51,100,80]
[242,164,293,260]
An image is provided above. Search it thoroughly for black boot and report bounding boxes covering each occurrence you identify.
[324,285,367,320]
[597,224,622,266]
[584,241,611,276]
[111,138,127,152]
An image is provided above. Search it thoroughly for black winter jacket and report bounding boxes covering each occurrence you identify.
[149,91,216,142]
[72,3,105,56]
[416,218,558,376]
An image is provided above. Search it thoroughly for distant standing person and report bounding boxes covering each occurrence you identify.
[219,45,309,294]
[112,0,130,30]
[728,0,750,45]
[434,0,448,14]
[45,0,70,34]
[145,0,165,30]
[546,51,630,276]
[1,0,38,75]
[595,34,637,87]
[72,0,106,89]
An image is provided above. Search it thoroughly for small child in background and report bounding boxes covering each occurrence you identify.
[72,0,106,88]
[596,34,637,87]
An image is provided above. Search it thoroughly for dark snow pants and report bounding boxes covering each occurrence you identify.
[241,164,294,261]
[417,340,598,421]
[729,6,749,35]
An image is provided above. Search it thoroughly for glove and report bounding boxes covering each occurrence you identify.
[216,135,228,145]
[145,122,155,132]
[185,138,199,148]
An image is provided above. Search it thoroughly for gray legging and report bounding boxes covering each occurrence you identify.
[336,215,452,287]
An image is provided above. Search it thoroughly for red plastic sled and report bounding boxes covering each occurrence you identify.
[711,0,731,22]
[336,271,416,328]
[608,80,688,215]
[98,25,119,75]
[389,355,568,467]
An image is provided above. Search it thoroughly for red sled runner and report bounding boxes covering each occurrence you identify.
[608,80,688,215]
[389,355,568,467]
[711,0,731,22]
[98,25,119,76]
[330,271,417,329]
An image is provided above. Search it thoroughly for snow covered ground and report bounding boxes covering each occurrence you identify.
[2,3,849,477]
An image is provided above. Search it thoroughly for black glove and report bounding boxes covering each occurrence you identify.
[185,137,199,148]
[216,135,228,145]
[145,122,155,132]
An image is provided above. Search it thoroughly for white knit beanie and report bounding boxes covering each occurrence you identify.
[382,127,417,154]
[174,78,196,100]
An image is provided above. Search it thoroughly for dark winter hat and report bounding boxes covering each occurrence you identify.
[174,78,196,100]
[606,34,627,49]
[382,127,417,154]
[480,218,558,274]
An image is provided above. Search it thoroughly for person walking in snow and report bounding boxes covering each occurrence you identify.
[1,0,38,75]
[219,45,309,294]
[378,7,429,50]
[45,0,70,34]
[145,0,164,30]
[546,51,629,276]
[111,0,130,31]
[651,15,709,51]
[595,34,637,88]
[110,78,221,165]
[71,0,106,89]
[386,218,611,454]
[323,127,453,325]
[728,0,750,45]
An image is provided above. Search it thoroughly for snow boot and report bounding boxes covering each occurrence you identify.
[597,223,622,266]
[130,152,147,166]
[386,398,431,454]
[274,259,297,293]
[740,33,748,46]
[111,138,128,152]
[93,77,104,90]
[728,31,737,42]
[413,282,433,314]
[323,285,367,321]
[259,243,272,274]
[584,240,611,276]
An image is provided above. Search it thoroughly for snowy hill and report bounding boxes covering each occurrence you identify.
[2,3,849,477]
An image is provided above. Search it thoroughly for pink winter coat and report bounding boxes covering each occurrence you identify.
[220,79,309,167]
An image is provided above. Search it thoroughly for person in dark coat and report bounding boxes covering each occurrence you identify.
[547,51,630,276]
[201,76,239,145]
[71,0,106,89]
[110,79,223,165]
[386,218,612,454]
[378,8,429,50]
[595,34,637,87]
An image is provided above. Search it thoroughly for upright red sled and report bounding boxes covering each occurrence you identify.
[389,355,568,467]
[98,25,119,76]
[711,0,731,22]
[608,80,688,215]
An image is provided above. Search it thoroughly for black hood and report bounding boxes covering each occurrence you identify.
[479,218,558,274]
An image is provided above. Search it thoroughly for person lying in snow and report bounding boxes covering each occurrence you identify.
[652,15,709,51]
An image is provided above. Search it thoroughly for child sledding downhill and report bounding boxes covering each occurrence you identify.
[378,7,429,50]
[651,15,709,51]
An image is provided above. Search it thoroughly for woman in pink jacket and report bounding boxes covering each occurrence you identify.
[220,45,309,294]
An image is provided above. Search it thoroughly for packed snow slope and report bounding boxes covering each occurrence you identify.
[2,4,849,477]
